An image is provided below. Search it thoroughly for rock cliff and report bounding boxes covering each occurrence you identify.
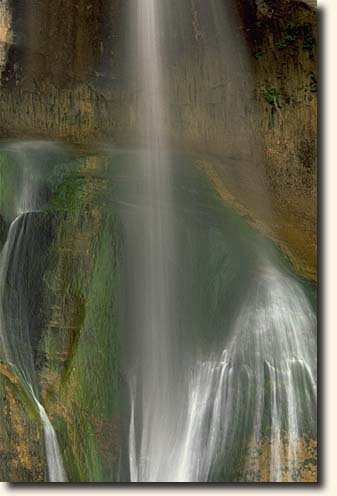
[0,0,317,278]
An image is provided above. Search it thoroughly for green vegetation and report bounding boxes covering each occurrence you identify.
[276,23,315,52]
[47,161,83,211]
[276,24,298,49]
[255,51,264,60]
[261,86,281,106]
[56,213,123,482]
[41,155,124,481]
[309,72,318,93]
[0,151,17,221]
[0,147,317,482]
[303,25,314,51]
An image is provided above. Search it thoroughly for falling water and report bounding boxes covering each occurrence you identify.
[0,143,67,482]
[164,268,316,482]
[127,0,180,482]
[128,0,317,483]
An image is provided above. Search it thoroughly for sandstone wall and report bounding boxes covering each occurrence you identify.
[0,0,317,278]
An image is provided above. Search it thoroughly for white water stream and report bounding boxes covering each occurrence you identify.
[0,143,67,482]
[161,268,317,482]
[128,0,317,483]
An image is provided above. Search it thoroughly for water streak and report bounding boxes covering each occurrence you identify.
[127,0,179,483]
[0,144,67,482]
[149,268,316,482]
[127,0,316,482]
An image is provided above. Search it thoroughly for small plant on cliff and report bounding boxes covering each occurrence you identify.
[303,26,314,51]
[276,23,298,49]
[276,23,315,52]
[261,87,281,106]
[309,73,318,93]
[255,51,264,60]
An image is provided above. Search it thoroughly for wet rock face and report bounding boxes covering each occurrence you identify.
[3,212,59,366]
[0,0,316,157]
[0,210,60,483]
[0,1,12,77]
[1,0,123,89]
[0,214,8,247]
[0,0,256,154]
[235,0,317,279]
[253,0,316,17]
[0,150,125,481]
[0,0,317,277]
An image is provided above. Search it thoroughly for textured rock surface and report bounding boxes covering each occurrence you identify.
[0,0,317,278]
[0,154,124,481]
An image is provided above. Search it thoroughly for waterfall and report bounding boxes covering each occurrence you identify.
[129,258,316,481]
[127,1,317,482]
[163,268,317,482]
[127,0,179,482]
[34,388,68,483]
[0,144,67,482]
